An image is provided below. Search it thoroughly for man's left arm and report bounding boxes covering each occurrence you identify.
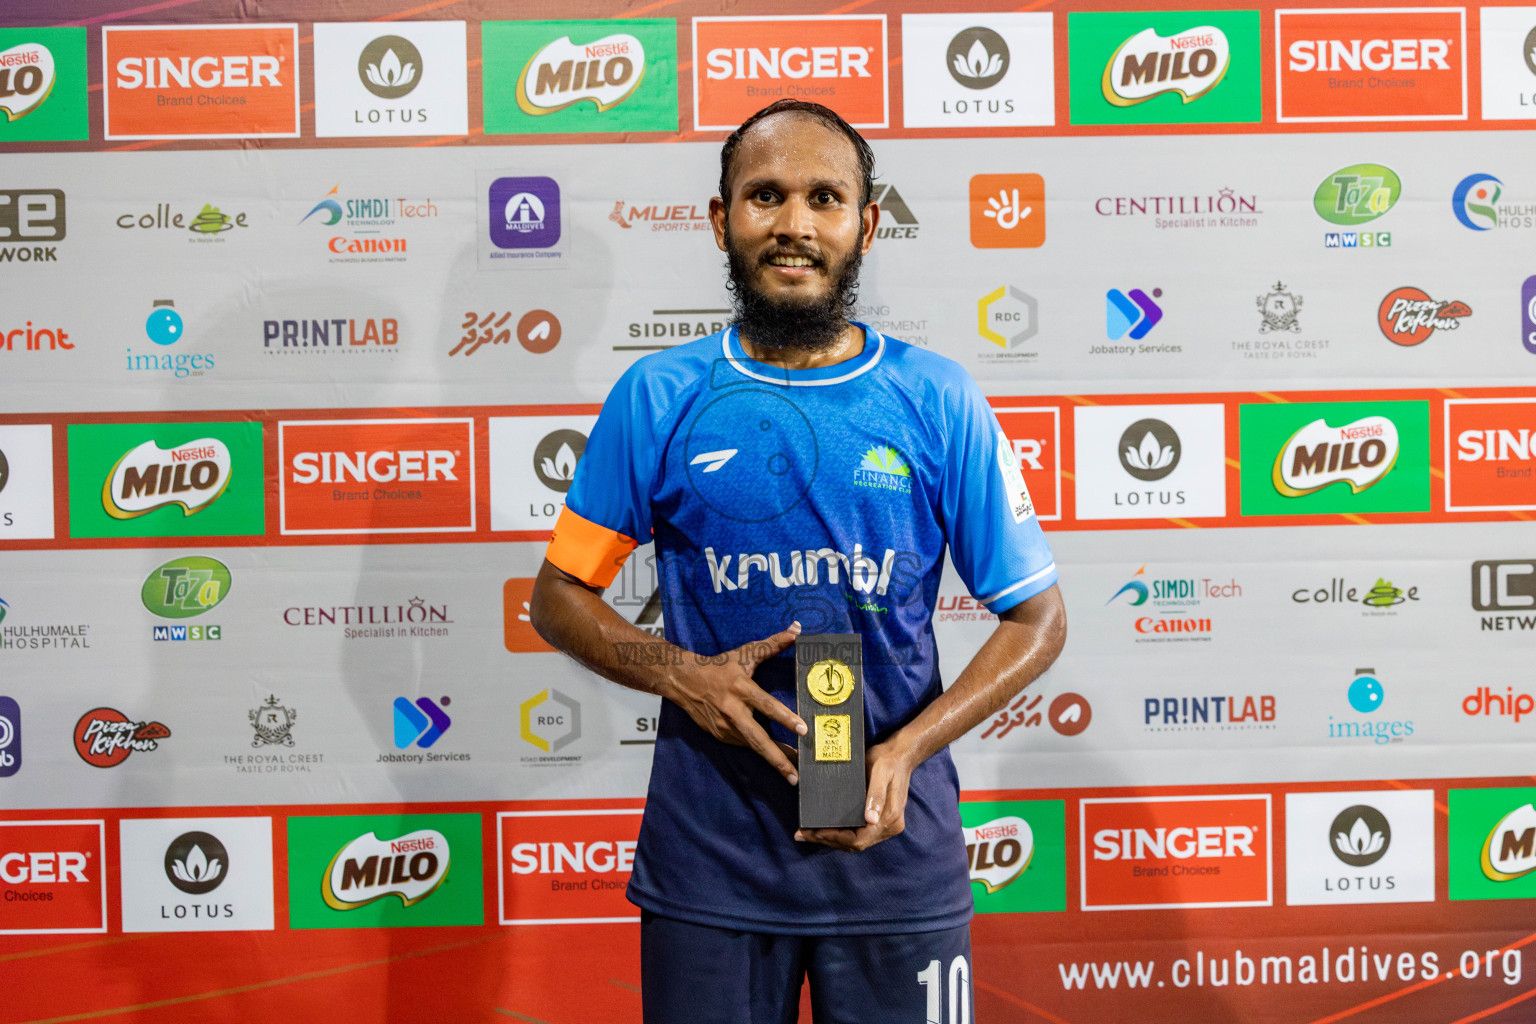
[797,583,1066,850]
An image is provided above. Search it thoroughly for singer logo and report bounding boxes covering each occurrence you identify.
[693,16,888,130]
[278,418,475,535]
[1275,8,1466,122]
[103,25,300,139]
[0,821,105,934]
[103,438,232,520]
[1446,399,1536,512]
[499,808,642,924]
[1081,795,1271,910]
[322,829,450,910]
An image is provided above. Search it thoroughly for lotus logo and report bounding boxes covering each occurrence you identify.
[1117,419,1180,481]
[1102,27,1231,106]
[1273,416,1399,497]
[0,43,57,122]
[1329,805,1390,867]
[533,429,586,493]
[323,829,450,910]
[358,35,422,100]
[964,815,1034,893]
[946,27,1009,90]
[165,831,228,895]
[1482,804,1536,882]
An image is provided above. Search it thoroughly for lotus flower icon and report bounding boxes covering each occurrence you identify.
[954,39,1004,81]
[945,27,1010,90]
[172,843,223,885]
[357,35,423,99]
[164,830,230,894]
[1117,418,1181,481]
[1335,816,1385,859]
[366,48,416,90]
[1125,431,1176,472]
[1327,805,1391,867]
[541,442,577,483]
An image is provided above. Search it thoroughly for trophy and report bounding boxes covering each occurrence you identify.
[795,633,867,829]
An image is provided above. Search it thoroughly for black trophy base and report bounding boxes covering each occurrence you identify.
[795,633,867,829]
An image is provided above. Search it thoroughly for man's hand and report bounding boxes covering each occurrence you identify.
[793,740,915,852]
[658,622,808,785]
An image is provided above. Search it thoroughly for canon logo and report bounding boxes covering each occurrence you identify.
[290,450,456,485]
[705,46,871,81]
[1092,825,1256,861]
[1287,39,1450,73]
[114,56,282,89]
[508,840,637,874]
[0,851,88,883]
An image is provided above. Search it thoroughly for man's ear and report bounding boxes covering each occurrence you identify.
[709,196,729,252]
[860,200,880,255]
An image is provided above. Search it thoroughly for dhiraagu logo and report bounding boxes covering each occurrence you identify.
[1314,164,1402,225]
[853,445,912,494]
[960,800,1065,913]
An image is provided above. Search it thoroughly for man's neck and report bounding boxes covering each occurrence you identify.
[737,321,865,371]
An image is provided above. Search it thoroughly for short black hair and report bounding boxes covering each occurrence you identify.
[717,99,876,211]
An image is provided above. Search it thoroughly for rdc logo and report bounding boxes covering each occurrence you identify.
[0,696,20,777]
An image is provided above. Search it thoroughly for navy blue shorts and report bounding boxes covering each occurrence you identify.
[640,910,975,1024]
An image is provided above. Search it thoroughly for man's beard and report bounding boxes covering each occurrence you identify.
[724,229,863,353]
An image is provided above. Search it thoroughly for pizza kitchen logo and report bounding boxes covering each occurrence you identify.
[1377,287,1471,346]
[73,707,170,768]
[1101,24,1230,107]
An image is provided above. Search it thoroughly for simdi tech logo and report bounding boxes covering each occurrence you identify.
[499,808,642,924]
[0,28,88,142]
[1449,787,1536,901]
[67,422,265,540]
[482,19,677,134]
[1446,398,1536,512]
[0,820,106,934]
[693,16,889,130]
[960,800,1066,914]
[1239,400,1430,516]
[899,14,1055,128]
[1067,10,1261,126]
[287,813,482,929]
[102,24,300,139]
[1275,7,1467,122]
[311,22,469,138]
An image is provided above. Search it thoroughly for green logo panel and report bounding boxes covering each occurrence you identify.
[0,27,88,142]
[960,800,1066,914]
[67,422,265,539]
[1238,401,1430,517]
[287,813,484,929]
[482,19,678,135]
[1068,11,1261,126]
[1449,788,1536,902]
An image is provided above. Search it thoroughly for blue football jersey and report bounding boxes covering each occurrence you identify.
[546,324,1057,934]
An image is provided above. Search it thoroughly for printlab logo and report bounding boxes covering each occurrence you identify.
[359,35,421,99]
[1377,287,1471,347]
[533,429,586,493]
[1331,805,1390,868]
[165,831,227,895]
[1117,418,1179,481]
[250,695,297,747]
[969,174,1044,248]
[1106,287,1163,341]
[393,697,452,749]
[520,689,581,755]
[0,696,20,777]
[73,707,170,768]
[0,29,88,142]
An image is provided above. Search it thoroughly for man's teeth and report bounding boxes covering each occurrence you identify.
[770,256,815,267]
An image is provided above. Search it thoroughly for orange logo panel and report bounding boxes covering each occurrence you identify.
[499,809,643,924]
[693,17,887,130]
[1276,9,1464,121]
[0,821,105,934]
[279,419,475,535]
[1447,400,1536,511]
[970,174,1046,249]
[1082,796,1270,910]
[103,25,299,139]
[504,578,556,653]
[994,408,1059,520]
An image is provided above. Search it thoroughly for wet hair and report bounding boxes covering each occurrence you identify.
[717,99,876,211]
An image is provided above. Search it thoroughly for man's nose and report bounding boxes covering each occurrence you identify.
[771,195,815,240]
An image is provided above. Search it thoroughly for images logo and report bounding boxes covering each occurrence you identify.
[1276,7,1466,122]
[1377,287,1471,346]
[489,176,561,250]
[1328,668,1414,746]
[499,808,642,924]
[969,174,1044,248]
[102,438,230,519]
[1102,25,1230,106]
[900,14,1055,128]
[0,696,19,778]
[0,820,106,934]
[1452,173,1502,230]
[1106,288,1163,340]
[1447,399,1536,512]
[1314,164,1401,225]
[0,29,88,142]
[74,707,170,768]
[141,556,230,619]
[521,689,581,754]
[103,24,301,139]
[1239,401,1429,516]
[145,300,183,345]
[393,697,451,749]
[1082,795,1271,910]
[483,20,677,134]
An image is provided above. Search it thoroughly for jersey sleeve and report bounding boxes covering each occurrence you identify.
[545,362,659,588]
[939,376,1058,614]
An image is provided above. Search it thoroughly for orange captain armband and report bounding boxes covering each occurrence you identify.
[545,505,639,588]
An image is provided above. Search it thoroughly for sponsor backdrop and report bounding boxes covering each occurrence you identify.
[2,0,1536,1022]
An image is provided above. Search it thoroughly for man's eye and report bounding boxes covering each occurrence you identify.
[815,192,836,205]
[755,190,777,203]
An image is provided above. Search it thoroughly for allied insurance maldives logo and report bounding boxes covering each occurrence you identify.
[102,24,300,139]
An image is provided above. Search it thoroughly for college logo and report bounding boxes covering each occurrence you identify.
[489,415,598,530]
[288,813,482,928]
[250,695,297,748]
[119,817,275,932]
[103,24,300,139]
[102,437,230,519]
[993,407,1060,521]
[1239,401,1429,516]
[961,801,1066,913]
[1081,795,1271,910]
[277,418,474,535]
[483,20,677,134]
[0,188,66,264]
[1276,7,1466,122]
[0,820,106,934]
[312,23,468,138]
[499,808,642,924]
[1285,791,1434,906]
[693,16,888,130]
[1377,287,1470,346]
[74,707,170,768]
[1292,576,1420,613]
[0,696,19,778]
[1068,10,1260,125]
[1479,8,1536,119]
[969,174,1044,248]
[0,424,54,540]
[1074,404,1226,520]
[1446,398,1536,511]
[0,29,88,142]
[900,15,1055,128]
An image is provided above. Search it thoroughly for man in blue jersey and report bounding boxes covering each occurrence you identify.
[529,99,1066,1022]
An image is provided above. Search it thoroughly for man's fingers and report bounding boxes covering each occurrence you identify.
[776,741,799,768]
[736,620,802,670]
[795,827,869,851]
[734,712,799,785]
[744,686,807,735]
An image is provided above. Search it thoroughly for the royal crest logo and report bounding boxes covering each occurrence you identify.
[1377,287,1471,347]
[1273,416,1399,497]
[249,695,296,748]
[0,42,56,121]
[1257,282,1303,334]
[74,707,170,768]
[1101,26,1230,106]
[1481,803,1536,882]
[322,829,450,910]
[516,33,645,115]
[103,438,232,520]
[964,815,1034,893]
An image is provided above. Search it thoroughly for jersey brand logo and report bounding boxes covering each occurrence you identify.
[703,544,899,596]
[689,449,737,473]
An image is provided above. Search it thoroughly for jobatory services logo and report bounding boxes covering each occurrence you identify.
[0,696,20,778]
[900,15,1055,128]
[1081,795,1272,910]
[1239,400,1430,516]
[0,820,106,934]
[488,415,597,530]
[1377,287,1471,346]
[960,801,1066,913]
[1074,404,1227,520]
[1327,668,1414,746]
[1285,791,1435,906]
[969,174,1045,249]
[499,808,642,925]
[67,422,264,540]
[1449,788,1536,900]
[118,817,275,932]
[0,29,88,142]
[288,814,482,929]
[0,188,66,264]
[102,24,300,139]
[520,689,582,765]
[1314,163,1400,249]
[1448,398,1536,512]
[482,19,677,134]
[0,424,55,540]
[1068,10,1260,125]
[693,16,889,130]
[1479,7,1536,119]
[1275,7,1467,122]
[392,696,454,750]
[312,22,468,137]
[73,707,170,768]
[1470,559,1536,632]
[1104,287,1164,345]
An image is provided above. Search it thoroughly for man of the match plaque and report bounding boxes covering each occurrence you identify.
[795,633,867,829]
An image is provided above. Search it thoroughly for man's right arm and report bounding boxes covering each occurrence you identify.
[529,557,807,783]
